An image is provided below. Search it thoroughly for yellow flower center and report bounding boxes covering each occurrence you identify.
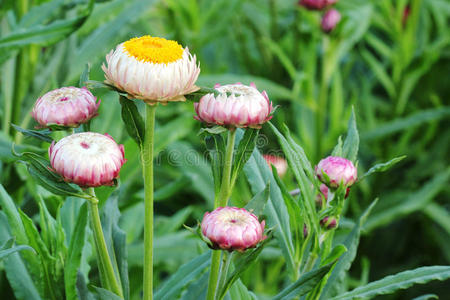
[123,36,184,64]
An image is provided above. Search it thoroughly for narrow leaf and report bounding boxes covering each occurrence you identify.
[119,96,145,148]
[361,156,406,180]
[11,124,54,143]
[273,262,336,300]
[245,182,270,217]
[342,108,359,163]
[331,266,450,300]
[65,203,88,300]
[231,128,259,184]
[155,252,211,300]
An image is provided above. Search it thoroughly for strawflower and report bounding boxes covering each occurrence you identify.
[194,83,273,128]
[49,132,125,187]
[201,206,266,252]
[102,35,200,105]
[32,87,100,128]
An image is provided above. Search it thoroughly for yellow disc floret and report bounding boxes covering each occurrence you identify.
[123,36,184,64]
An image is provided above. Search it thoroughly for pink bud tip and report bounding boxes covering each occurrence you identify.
[315,156,357,188]
[321,8,341,33]
[201,206,266,252]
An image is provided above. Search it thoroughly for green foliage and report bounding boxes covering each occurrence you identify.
[331,266,450,300]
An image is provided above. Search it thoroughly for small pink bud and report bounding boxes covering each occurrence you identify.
[32,87,100,128]
[263,154,288,177]
[299,0,337,10]
[402,5,410,27]
[49,132,126,187]
[201,206,266,252]
[320,216,337,230]
[194,83,274,129]
[315,156,357,188]
[316,183,329,208]
[321,9,341,33]
[303,224,308,238]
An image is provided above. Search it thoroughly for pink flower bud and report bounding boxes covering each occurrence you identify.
[32,87,100,128]
[194,83,274,129]
[201,206,266,252]
[321,9,341,33]
[263,154,288,177]
[320,216,337,230]
[315,156,357,188]
[316,183,329,208]
[299,0,337,10]
[49,132,126,187]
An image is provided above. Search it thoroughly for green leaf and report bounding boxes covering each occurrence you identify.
[322,245,347,266]
[412,294,438,300]
[218,232,273,300]
[342,108,359,163]
[119,96,145,148]
[0,213,41,300]
[272,262,336,300]
[360,49,396,99]
[76,271,96,300]
[231,129,259,185]
[424,203,450,236]
[79,63,91,88]
[0,238,34,260]
[244,149,296,276]
[15,151,87,198]
[65,203,88,300]
[205,134,226,196]
[245,181,270,217]
[361,156,406,180]
[0,0,94,51]
[11,124,54,143]
[155,252,211,300]
[199,125,227,135]
[320,199,379,299]
[94,287,123,300]
[331,266,450,300]
[362,107,450,141]
[331,136,343,157]
[365,168,450,232]
[226,279,256,300]
[269,122,317,241]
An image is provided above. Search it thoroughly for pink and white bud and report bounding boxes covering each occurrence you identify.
[320,216,337,230]
[194,83,274,129]
[201,206,266,252]
[32,87,100,128]
[49,132,125,187]
[299,0,337,10]
[321,9,341,33]
[263,154,288,177]
[315,156,357,188]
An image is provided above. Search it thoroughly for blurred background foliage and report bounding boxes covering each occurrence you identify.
[0,0,449,299]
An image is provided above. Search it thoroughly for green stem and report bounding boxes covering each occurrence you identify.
[315,49,329,161]
[87,189,123,298]
[217,251,233,300]
[143,104,157,300]
[207,128,237,300]
[216,129,237,207]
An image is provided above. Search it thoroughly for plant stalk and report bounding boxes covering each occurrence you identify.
[143,104,157,300]
[87,189,123,298]
[207,128,237,300]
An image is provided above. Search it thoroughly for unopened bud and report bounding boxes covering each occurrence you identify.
[320,216,337,230]
[321,9,341,33]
